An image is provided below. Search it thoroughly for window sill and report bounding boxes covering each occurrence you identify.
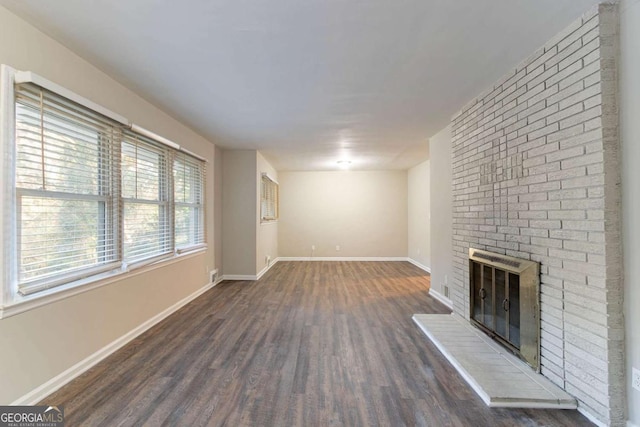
[260,220,278,226]
[0,247,207,320]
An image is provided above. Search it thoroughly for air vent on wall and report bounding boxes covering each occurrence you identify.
[210,269,219,284]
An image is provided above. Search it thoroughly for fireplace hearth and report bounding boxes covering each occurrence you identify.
[469,248,540,371]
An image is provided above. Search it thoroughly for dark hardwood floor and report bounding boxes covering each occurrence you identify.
[42,261,592,426]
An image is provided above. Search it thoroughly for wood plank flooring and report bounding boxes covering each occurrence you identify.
[42,261,592,426]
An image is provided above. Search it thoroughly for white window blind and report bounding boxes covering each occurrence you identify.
[121,131,172,264]
[6,71,208,298]
[14,82,121,295]
[260,174,278,222]
[174,152,205,249]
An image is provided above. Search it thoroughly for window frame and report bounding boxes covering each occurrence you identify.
[13,84,123,295]
[260,173,279,223]
[0,65,208,317]
[121,132,173,266]
[173,152,206,252]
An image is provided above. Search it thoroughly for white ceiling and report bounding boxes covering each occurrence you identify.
[0,0,599,171]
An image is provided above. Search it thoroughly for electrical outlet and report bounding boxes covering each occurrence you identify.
[311,245,315,251]
[336,245,340,251]
[633,367,640,392]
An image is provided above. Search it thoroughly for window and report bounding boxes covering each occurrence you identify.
[174,153,205,250]
[121,132,171,264]
[2,66,207,302]
[14,82,121,295]
[260,173,278,222]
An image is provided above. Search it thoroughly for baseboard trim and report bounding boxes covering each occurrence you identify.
[11,281,215,406]
[221,257,429,280]
[222,274,257,281]
[221,258,281,282]
[277,256,409,262]
[407,258,431,273]
[429,288,453,310]
[221,258,282,282]
[577,407,606,427]
[257,258,280,280]
[222,257,412,279]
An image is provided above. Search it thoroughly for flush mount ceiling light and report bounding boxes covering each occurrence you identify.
[337,160,352,169]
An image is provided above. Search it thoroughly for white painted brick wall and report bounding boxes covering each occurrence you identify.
[449,4,623,425]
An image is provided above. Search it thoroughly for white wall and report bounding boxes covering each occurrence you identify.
[221,150,279,277]
[0,6,216,404]
[429,126,453,301]
[256,152,278,274]
[214,145,224,276]
[408,160,431,269]
[278,171,408,258]
[621,0,640,424]
[221,150,257,276]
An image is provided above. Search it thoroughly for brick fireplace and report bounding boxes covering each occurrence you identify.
[449,3,624,425]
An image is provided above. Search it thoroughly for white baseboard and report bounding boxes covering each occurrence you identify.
[257,258,279,279]
[404,259,451,308]
[277,256,409,262]
[407,258,431,273]
[222,257,426,280]
[222,274,257,281]
[11,281,215,406]
[221,258,281,281]
[429,288,453,309]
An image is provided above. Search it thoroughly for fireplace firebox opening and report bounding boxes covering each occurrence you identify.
[468,248,540,371]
